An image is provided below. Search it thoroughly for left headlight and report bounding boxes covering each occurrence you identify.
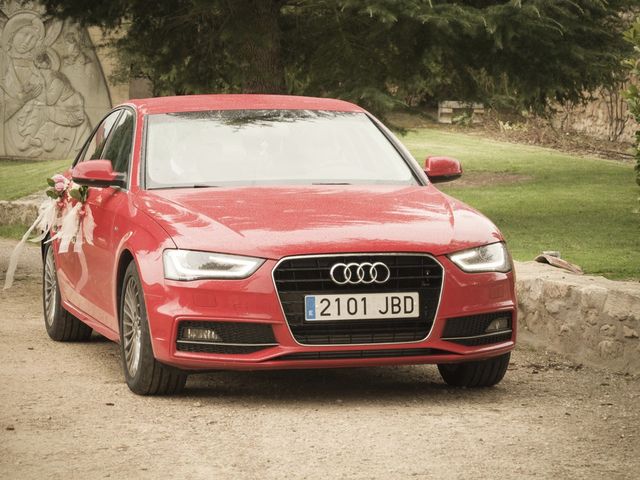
[163,250,265,280]
[448,242,512,273]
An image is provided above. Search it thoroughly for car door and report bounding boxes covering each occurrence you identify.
[79,109,136,332]
[56,109,122,319]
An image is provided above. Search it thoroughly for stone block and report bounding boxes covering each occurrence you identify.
[544,299,563,314]
[603,291,639,321]
[623,325,639,339]
[599,324,617,337]
[597,340,623,359]
[584,310,600,326]
[579,286,608,311]
[542,281,571,299]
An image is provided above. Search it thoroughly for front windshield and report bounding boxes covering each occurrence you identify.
[144,110,418,188]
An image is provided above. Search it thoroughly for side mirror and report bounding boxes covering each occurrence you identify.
[424,156,462,183]
[72,160,126,188]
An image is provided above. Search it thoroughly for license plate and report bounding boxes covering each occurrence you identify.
[304,292,419,321]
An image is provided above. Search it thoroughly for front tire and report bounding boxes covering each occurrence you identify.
[437,353,510,388]
[42,244,92,342]
[119,261,187,395]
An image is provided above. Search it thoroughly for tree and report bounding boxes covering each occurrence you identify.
[42,0,636,117]
[624,16,640,191]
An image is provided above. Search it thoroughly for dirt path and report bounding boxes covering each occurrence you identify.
[1,240,638,479]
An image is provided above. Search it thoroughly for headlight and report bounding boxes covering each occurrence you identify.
[163,250,265,280]
[448,242,512,273]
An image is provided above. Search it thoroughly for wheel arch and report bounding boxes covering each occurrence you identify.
[116,249,135,318]
[40,233,50,260]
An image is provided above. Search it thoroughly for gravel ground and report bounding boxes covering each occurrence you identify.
[1,240,639,479]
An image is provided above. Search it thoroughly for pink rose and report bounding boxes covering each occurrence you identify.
[54,181,66,192]
[51,174,66,184]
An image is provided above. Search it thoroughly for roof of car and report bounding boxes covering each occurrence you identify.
[121,94,365,115]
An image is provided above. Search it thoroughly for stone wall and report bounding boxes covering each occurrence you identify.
[552,84,638,144]
[516,262,640,375]
[0,190,41,225]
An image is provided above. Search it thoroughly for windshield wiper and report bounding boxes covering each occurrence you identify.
[312,182,352,185]
[151,184,220,190]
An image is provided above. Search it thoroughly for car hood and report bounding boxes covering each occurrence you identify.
[135,185,503,259]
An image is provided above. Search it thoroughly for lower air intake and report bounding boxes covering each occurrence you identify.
[277,348,440,361]
[441,312,513,346]
[176,321,277,354]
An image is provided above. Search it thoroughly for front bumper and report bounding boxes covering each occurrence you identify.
[144,256,517,371]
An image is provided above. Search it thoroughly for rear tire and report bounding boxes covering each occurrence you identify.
[42,244,92,342]
[437,353,510,388]
[119,261,187,395]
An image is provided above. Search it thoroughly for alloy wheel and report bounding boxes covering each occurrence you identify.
[44,247,58,327]
[122,277,143,377]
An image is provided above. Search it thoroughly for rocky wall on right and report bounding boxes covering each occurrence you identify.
[516,262,640,375]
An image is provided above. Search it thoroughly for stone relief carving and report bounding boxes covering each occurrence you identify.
[0,1,112,159]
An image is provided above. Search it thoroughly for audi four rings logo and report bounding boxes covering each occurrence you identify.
[329,262,391,285]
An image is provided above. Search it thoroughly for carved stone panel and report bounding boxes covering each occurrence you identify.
[0,1,112,160]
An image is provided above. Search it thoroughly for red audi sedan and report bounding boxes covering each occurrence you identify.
[44,95,516,395]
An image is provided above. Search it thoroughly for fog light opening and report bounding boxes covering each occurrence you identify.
[181,327,223,343]
[485,317,510,333]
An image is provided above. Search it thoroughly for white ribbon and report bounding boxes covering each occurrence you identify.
[72,204,95,253]
[55,202,82,254]
[3,200,95,289]
[4,198,59,289]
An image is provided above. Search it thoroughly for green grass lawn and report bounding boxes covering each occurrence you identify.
[0,131,637,280]
[0,159,71,201]
[400,128,639,280]
[0,223,31,240]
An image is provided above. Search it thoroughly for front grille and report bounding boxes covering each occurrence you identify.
[273,254,443,345]
[176,321,277,354]
[277,348,441,361]
[441,312,513,346]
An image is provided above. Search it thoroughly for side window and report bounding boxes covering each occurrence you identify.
[102,110,135,175]
[78,110,122,163]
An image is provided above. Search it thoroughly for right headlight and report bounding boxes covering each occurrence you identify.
[163,250,265,280]
[448,242,512,273]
